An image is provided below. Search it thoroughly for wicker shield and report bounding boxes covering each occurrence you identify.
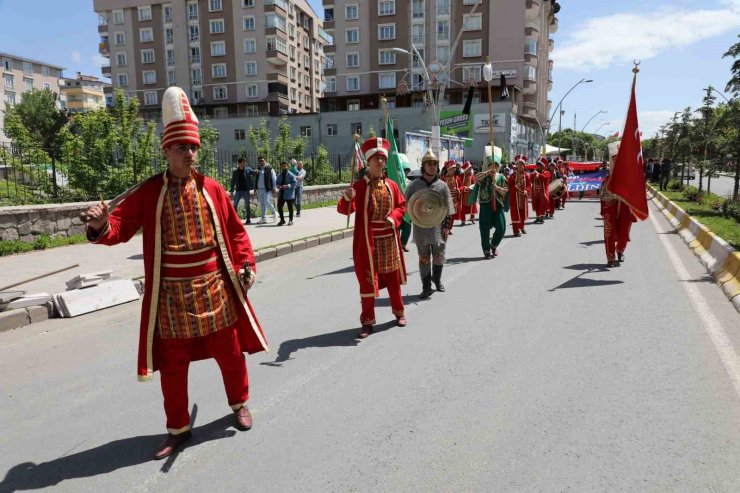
[407,188,448,228]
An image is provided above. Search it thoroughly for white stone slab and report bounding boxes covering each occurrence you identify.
[65,270,114,290]
[6,293,52,310]
[54,279,139,318]
[0,291,25,304]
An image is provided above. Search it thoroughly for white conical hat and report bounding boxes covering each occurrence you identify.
[161,87,200,149]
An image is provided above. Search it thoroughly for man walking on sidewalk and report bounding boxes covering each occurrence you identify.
[276,161,297,226]
[230,157,254,224]
[82,87,269,460]
[659,157,672,191]
[292,160,307,217]
[256,156,278,223]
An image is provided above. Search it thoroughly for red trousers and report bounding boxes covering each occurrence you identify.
[602,202,633,261]
[360,271,404,326]
[532,191,549,217]
[155,326,248,434]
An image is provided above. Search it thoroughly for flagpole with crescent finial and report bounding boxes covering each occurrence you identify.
[347,132,361,229]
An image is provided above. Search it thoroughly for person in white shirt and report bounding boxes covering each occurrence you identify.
[255,156,278,223]
[292,160,307,217]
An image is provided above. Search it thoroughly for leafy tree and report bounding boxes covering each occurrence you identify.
[723,34,740,97]
[2,89,67,157]
[247,119,273,163]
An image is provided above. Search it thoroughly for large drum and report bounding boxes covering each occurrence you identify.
[549,178,567,200]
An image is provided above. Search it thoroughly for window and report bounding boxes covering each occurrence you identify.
[165,49,175,67]
[243,0,254,6]
[190,46,201,64]
[114,32,125,45]
[243,16,255,30]
[412,0,424,18]
[525,38,537,56]
[378,72,396,89]
[41,65,49,76]
[212,63,227,78]
[463,0,481,4]
[139,28,154,43]
[210,19,225,34]
[167,70,176,86]
[113,9,124,24]
[325,76,336,92]
[244,61,257,75]
[211,41,226,56]
[321,123,335,136]
[24,78,33,91]
[144,91,157,105]
[163,5,173,22]
[245,83,258,97]
[290,87,297,101]
[209,0,222,12]
[4,74,13,89]
[143,70,156,84]
[141,49,155,64]
[289,24,295,39]
[345,4,358,20]
[436,0,450,16]
[138,6,152,21]
[290,67,297,80]
[233,129,246,141]
[378,24,395,40]
[246,104,259,116]
[213,86,228,100]
[22,62,32,75]
[99,12,108,25]
[191,68,202,85]
[524,64,536,81]
[346,52,359,68]
[463,39,482,57]
[244,38,256,53]
[116,53,127,66]
[346,75,360,91]
[412,24,424,45]
[463,65,481,82]
[189,25,200,42]
[378,0,395,15]
[304,74,310,86]
[165,28,174,45]
[345,28,359,44]
[436,46,450,66]
[412,48,425,68]
[117,73,128,86]
[265,13,287,31]
[437,20,449,41]
[300,126,312,137]
[43,83,50,90]
[385,96,396,109]
[187,2,198,21]
[463,14,482,31]
[4,92,16,106]
[350,122,362,135]
[192,89,202,102]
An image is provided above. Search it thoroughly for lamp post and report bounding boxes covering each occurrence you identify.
[545,78,593,161]
[482,58,495,160]
[580,109,607,133]
[593,122,611,136]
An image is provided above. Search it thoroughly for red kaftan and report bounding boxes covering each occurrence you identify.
[508,171,531,233]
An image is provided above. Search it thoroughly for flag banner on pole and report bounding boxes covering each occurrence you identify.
[353,140,365,172]
[385,117,406,194]
[606,76,649,221]
[567,170,608,192]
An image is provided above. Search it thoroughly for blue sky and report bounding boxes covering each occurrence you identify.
[0,0,737,138]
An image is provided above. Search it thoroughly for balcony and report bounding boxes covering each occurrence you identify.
[324,44,335,53]
[522,101,537,119]
[523,80,537,95]
[266,92,289,104]
[323,19,334,30]
[526,0,540,20]
[98,41,109,55]
[264,0,288,13]
[267,70,289,85]
[98,24,108,34]
[550,16,558,33]
[525,19,539,36]
[101,65,111,77]
[266,49,289,65]
[549,38,554,52]
[323,67,336,76]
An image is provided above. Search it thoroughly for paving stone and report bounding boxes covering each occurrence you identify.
[290,240,307,252]
[318,234,333,245]
[276,244,292,257]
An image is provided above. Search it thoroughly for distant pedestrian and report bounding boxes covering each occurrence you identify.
[230,157,255,224]
[292,160,307,217]
[645,158,654,182]
[659,157,672,191]
[652,158,661,183]
[255,156,278,223]
[275,161,297,226]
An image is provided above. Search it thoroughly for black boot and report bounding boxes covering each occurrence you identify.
[432,265,445,292]
[419,274,434,299]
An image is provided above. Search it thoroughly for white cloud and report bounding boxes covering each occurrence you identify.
[552,2,740,71]
[638,110,676,139]
[70,50,82,63]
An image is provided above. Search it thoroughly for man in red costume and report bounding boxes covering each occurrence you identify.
[338,137,408,339]
[601,152,637,267]
[459,161,477,225]
[441,160,462,229]
[557,159,570,209]
[508,155,531,236]
[83,87,268,460]
[531,157,551,224]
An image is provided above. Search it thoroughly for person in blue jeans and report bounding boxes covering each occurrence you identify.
[255,156,278,223]
[230,157,255,224]
[292,160,307,217]
[275,161,297,226]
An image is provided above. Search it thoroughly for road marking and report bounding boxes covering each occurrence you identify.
[650,208,740,400]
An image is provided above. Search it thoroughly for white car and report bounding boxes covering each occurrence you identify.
[678,165,696,180]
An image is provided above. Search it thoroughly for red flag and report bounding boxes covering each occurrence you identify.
[612,130,620,138]
[606,76,648,221]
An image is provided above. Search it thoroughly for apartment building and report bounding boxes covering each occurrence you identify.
[94,0,326,120]
[59,73,110,114]
[320,0,558,157]
[0,53,64,145]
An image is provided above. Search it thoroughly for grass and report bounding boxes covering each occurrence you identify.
[0,234,88,257]
[658,190,740,250]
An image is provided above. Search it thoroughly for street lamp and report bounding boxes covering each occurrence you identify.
[593,122,612,136]
[544,78,593,160]
[580,109,607,133]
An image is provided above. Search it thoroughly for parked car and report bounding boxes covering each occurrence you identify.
[678,165,696,180]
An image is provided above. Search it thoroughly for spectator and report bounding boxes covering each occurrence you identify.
[255,156,278,224]
[230,157,255,224]
[275,161,297,226]
[292,160,307,217]
[645,158,654,183]
[652,158,661,183]
[659,157,672,191]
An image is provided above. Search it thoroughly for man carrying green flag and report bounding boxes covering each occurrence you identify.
[385,116,406,194]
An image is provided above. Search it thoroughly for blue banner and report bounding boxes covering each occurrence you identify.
[567,171,607,192]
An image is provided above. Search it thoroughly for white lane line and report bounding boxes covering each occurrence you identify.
[650,209,740,400]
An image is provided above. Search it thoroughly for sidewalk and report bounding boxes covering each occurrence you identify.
[0,205,351,299]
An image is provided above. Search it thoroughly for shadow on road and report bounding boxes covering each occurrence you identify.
[306,265,355,279]
[445,256,487,265]
[0,411,237,492]
[550,263,623,291]
[127,253,144,260]
[579,239,605,247]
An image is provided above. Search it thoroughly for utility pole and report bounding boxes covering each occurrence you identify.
[571,113,577,160]
[558,109,564,156]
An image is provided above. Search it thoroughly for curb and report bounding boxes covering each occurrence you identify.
[0,227,355,333]
[648,185,740,313]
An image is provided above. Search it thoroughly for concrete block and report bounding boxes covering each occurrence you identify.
[253,250,262,263]
[318,234,333,245]
[290,240,307,252]
[343,229,354,238]
[259,248,277,261]
[27,305,52,323]
[331,231,344,241]
[0,309,30,333]
[305,237,320,249]
[54,279,140,318]
[276,244,292,257]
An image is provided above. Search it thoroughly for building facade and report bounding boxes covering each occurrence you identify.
[93,0,327,120]
[59,73,110,114]
[0,53,65,145]
[319,0,558,161]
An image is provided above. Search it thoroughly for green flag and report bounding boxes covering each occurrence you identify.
[385,117,406,194]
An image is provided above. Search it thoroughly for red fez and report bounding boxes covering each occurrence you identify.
[537,157,549,167]
[461,161,472,171]
[361,137,390,162]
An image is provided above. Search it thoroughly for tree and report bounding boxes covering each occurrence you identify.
[723,34,740,97]
[2,89,67,157]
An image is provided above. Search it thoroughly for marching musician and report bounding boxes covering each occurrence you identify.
[338,137,408,339]
[473,151,509,259]
[83,87,267,460]
[459,161,478,225]
[508,155,531,237]
[546,161,560,219]
[531,157,551,224]
[441,160,462,230]
[557,158,570,209]
[600,149,636,267]
[404,149,455,299]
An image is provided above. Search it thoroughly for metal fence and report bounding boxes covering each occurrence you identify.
[0,142,355,206]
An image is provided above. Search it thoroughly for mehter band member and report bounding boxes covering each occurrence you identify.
[83,87,268,460]
[531,156,551,224]
[474,152,509,259]
[508,154,531,237]
[601,151,636,267]
[338,137,408,339]
[459,161,477,225]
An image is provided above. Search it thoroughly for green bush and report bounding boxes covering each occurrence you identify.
[667,180,684,191]
[682,185,706,204]
[721,199,740,223]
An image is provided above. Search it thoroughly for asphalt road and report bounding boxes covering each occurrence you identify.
[1,197,739,492]
[704,174,737,199]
